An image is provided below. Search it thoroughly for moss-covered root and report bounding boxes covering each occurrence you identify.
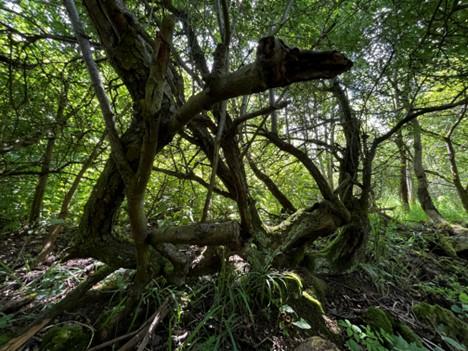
[413,302,468,345]
[40,324,90,351]
[364,307,422,345]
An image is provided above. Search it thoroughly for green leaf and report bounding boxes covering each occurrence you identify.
[346,339,362,351]
[441,335,466,351]
[279,304,295,314]
[291,318,311,330]
[459,292,468,304]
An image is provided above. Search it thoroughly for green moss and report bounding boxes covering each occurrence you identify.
[364,307,393,333]
[363,307,423,346]
[308,275,328,304]
[284,274,338,342]
[40,324,90,351]
[394,321,421,345]
[431,233,457,257]
[413,302,468,344]
[302,290,324,314]
[0,335,11,346]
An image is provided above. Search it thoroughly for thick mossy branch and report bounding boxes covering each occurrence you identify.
[148,221,241,246]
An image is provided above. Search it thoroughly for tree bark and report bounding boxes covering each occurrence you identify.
[395,130,410,210]
[327,80,369,268]
[412,119,445,223]
[29,135,55,223]
[446,138,468,212]
[444,114,468,212]
[148,221,240,246]
[331,80,360,207]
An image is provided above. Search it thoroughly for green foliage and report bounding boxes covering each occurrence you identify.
[121,250,322,350]
[339,319,427,351]
[0,313,12,331]
[1,1,467,349]
[413,302,468,349]
[40,323,91,351]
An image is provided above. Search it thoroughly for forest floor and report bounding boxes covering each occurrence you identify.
[0,217,467,351]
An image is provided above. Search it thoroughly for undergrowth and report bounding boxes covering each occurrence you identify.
[356,213,468,351]
[94,249,313,350]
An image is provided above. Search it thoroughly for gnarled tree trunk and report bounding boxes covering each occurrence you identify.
[68,0,352,275]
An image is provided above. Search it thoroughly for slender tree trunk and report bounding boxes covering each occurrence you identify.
[126,190,150,288]
[220,123,264,236]
[189,115,264,237]
[445,137,468,212]
[29,135,56,224]
[333,82,360,207]
[408,165,416,204]
[269,89,278,134]
[327,119,335,189]
[29,84,68,224]
[395,130,410,210]
[36,133,106,263]
[412,119,445,223]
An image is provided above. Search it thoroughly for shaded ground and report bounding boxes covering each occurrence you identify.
[0,219,467,350]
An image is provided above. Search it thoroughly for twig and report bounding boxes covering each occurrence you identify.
[118,298,170,351]
[88,330,139,351]
[137,298,170,351]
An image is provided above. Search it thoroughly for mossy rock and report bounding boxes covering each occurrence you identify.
[429,233,457,257]
[40,324,90,351]
[294,336,340,351]
[364,307,393,334]
[413,302,468,344]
